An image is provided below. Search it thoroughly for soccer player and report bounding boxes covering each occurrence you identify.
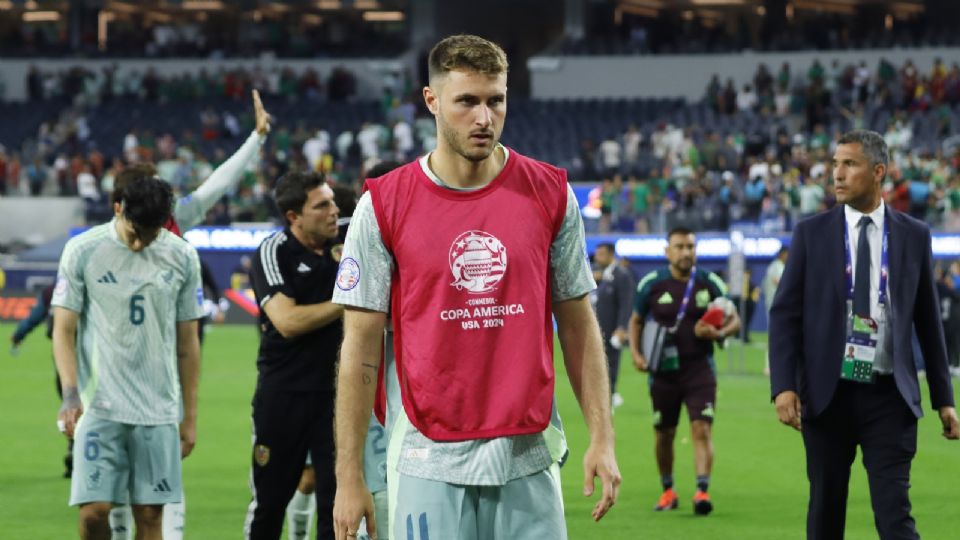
[332,34,620,540]
[107,88,271,540]
[244,171,344,539]
[628,227,740,515]
[52,175,204,540]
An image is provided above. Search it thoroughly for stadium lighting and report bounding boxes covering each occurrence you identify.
[98,11,115,51]
[316,0,341,9]
[363,10,403,21]
[107,2,139,13]
[146,11,173,23]
[691,0,746,5]
[792,1,856,15]
[0,1,13,10]
[182,0,224,10]
[23,11,60,22]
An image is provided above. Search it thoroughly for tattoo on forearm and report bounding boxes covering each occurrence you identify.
[361,363,377,384]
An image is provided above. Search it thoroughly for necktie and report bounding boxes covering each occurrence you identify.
[853,216,872,315]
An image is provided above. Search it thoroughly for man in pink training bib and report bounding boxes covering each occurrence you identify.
[331,34,620,540]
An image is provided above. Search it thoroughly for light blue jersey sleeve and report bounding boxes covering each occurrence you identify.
[550,185,596,302]
[52,237,87,313]
[176,246,206,322]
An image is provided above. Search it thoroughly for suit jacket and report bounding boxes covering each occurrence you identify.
[595,263,636,337]
[769,205,955,419]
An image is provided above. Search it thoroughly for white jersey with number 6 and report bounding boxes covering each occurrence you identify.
[52,220,204,425]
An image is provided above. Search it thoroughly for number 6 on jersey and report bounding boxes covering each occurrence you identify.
[130,294,145,325]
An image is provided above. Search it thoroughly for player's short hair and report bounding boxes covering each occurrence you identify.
[428,34,509,83]
[667,226,695,242]
[837,130,889,172]
[112,163,159,206]
[365,160,403,180]
[120,176,173,231]
[596,242,616,255]
[332,185,357,219]
[274,170,325,220]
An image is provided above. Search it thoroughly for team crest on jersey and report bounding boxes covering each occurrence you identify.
[336,257,360,291]
[254,444,270,466]
[448,230,507,294]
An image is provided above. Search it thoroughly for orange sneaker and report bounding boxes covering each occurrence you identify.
[693,489,713,515]
[654,488,679,511]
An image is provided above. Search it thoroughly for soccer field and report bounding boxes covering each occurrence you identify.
[2,323,958,539]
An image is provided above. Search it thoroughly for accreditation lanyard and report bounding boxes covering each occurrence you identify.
[669,266,698,333]
[843,211,889,310]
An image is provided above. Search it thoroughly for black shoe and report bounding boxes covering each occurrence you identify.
[693,490,713,516]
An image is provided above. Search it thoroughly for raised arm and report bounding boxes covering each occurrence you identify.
[174,90,271,230]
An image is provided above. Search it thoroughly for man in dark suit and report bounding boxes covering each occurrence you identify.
[769,129,959,540]
[592,242,636,407]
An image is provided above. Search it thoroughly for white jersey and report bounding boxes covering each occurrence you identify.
[52,221,204,425]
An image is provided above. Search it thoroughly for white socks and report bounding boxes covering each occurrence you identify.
[163,499,186,540]
[108,496,185,540]
[285,489,315,540]
[109,506,132,540]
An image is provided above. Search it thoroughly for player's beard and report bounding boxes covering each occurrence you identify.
[437,111,500,163]
[672,258,694,276]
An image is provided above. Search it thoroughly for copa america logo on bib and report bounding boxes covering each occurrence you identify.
[449,230,507,293]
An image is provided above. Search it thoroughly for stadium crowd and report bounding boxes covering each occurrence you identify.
[581,56,960,234]
[19,64,366,105]
[560,9,953,55]
[1,15,406,59]
[2,57,960,238]
[0,64,425,227]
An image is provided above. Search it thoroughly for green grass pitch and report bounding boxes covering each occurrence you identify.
[2,323,958,539]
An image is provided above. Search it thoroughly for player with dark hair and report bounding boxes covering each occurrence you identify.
[52,175,204,540]
[629,226,740,515]
[106,89,270,540]
[592,241,636,407]
[244,170,344,540]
